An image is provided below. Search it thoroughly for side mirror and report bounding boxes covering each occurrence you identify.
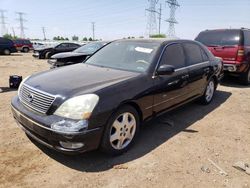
[157,65,175,75]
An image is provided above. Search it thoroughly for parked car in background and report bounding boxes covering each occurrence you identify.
[48,41,110,68]
[0,37,17,55]
[33,42,81,59]
[13,39,33,52]
[196,28,250,84]
[32,42,45,50]
[12,39,223,155]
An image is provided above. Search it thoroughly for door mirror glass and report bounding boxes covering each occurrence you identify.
[157,65,175,75]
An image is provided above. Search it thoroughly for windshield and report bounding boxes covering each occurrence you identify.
[74,42,105,54]
[196,30,241,46]
[85,41,160,73]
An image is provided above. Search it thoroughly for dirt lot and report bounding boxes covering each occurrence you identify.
[0,53,250,188]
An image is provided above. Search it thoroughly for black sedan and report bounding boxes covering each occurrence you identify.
[33,42,81,59]
[11,39,223,155]
[48,41,109,68]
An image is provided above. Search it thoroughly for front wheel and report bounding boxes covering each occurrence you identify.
[100,105,140,155]
[199,79,215,105]
[23,47,29,53]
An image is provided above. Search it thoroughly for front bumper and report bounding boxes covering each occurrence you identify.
[11,97,103,154]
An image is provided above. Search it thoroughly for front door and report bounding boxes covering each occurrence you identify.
[152,43,190,113]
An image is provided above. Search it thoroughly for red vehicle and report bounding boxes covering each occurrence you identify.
[196,28,250,85]
[13,39,34,53]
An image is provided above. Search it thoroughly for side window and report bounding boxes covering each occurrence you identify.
[244,31,250,46]
[183,43,203,65]
[160,43,185,69]
[200,48,209,61]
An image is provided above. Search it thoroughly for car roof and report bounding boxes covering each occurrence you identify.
[114,38,199,45]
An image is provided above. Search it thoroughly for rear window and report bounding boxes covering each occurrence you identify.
[196,30,241,46]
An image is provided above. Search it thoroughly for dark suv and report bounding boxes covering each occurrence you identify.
[13,39,34,52]
[196,28,250,84]
[11,39,223,155]
[0,37,17,55]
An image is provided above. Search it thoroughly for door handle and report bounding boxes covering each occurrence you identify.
[181,74,189,79]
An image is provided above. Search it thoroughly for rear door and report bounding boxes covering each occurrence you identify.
[153,43,189,113]
[196,30,242,63]
[183,42,211,97]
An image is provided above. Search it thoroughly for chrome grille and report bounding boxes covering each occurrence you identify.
[19,84,55,114]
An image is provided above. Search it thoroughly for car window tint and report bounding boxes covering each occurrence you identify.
[183,43,203,65]
[244,31,250,46]
[200,48,209,61]
[160,43,185,69]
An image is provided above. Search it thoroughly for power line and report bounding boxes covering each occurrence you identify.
[165,0,180,38]
[42,27,46,40]
[0,9,7,37]
[16,12,27,38]
[91,22,95,40]
[146,0,159,37]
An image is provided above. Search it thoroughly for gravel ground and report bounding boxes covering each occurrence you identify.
[0,53,250,188]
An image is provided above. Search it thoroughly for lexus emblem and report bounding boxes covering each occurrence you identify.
[27,93,34,103]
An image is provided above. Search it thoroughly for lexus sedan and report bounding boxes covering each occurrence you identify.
[33,42,81,59]
[48,41,109,68]
[11,39,223,155]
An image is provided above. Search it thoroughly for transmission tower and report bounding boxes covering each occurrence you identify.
[146,0,159,37]
[165,0,180,38]
[0,9,7,37]
[16,12,27,38]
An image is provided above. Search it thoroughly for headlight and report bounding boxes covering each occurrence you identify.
[54,94,99,120]
[18,76,30,97]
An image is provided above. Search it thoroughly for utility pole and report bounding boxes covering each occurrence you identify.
[16,12,27,39]
[91,22,95,40]
[12,27,16,37]
[0,9,7,37]
[146,0,159,37]
[158,3,162,34]
[165,0,180,38]
[42,27,46,40]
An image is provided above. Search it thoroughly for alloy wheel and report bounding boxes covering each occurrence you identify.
[205,80,215,102]
[109,112,136,150]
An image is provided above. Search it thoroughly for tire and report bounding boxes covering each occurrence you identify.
[240,67,250,85]
[100,105,140,155]
[23,47,29,53]
[3,49,11,55]
[199,78,216,105]
[45,52,51,59]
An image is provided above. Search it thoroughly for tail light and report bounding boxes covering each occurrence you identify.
[236,46,245,63]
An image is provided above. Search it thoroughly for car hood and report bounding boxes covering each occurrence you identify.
[51,52,90,59]
[35,47,53,51]
[25,64,139,98]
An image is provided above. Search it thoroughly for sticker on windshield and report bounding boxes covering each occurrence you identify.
[135,47,153,54]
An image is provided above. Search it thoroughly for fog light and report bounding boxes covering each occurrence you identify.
[59,141,84,149]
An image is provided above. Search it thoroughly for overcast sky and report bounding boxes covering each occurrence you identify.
[0,0,249,40]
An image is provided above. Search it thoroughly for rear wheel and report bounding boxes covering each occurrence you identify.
[100,105,140,155]
[241,67,250,85]
[199,78,215,105]
[3,49,11,55]
[23,47,29,53]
